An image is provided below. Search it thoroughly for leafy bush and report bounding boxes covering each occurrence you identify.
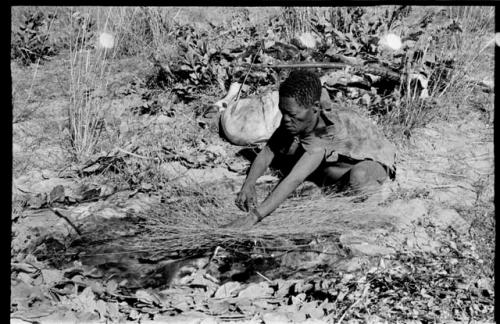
[11,9,59,65]
[66,10,97,51]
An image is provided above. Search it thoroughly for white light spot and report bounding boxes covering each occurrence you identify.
[99,32,115,49]
[495,33,500,47]
[379,33,402,51]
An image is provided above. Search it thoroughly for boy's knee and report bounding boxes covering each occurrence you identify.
[348,160,387,189]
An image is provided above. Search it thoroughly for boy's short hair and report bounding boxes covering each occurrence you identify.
[279,70,322,108]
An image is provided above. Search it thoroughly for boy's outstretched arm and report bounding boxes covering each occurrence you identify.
[255,150,324,218]
[235,145,275,212]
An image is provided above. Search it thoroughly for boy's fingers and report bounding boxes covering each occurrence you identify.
[235,193,245,210]
[249,196,257,209]
[243,200,250,212]
[236,200,245,211]
[236,197,247,212]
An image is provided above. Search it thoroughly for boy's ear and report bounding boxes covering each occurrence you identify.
[311,100,320,113]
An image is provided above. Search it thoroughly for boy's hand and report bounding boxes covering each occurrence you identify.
[221,209,261,229]
[235,185,257,212]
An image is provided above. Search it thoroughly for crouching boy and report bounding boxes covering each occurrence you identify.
[225,70,396,228]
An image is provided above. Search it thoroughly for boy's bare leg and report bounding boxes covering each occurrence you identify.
[319,160,388,196]
[273,157,389,197]
[348,160,388,191]
[346,160,389,203]
[308,161,352,190]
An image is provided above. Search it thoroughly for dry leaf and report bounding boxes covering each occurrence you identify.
[17,272,34,285]
[171,299,191,312]
[106,280,118,294]
[294,280,314,294]
[237,282,274,299]
[11,282,45,308]
[89,281,105,295]
[236,303,257,315]
[274,279,296,298]
[214,281,241,298]
[128,309,140,320]
[107,302,120,321]
[49,185,65,203]
[262,312,291,323]
[289,309,307,322]
[292,293,306,304]
[135,289,159,305]
[74,286,97,313]
[252,300,275,310]
[207,300,231,315]
[300,301,324,319]
[140,306,160,314]
[95,300,107,319]
[319,300,335,313]
[12,262,39,274]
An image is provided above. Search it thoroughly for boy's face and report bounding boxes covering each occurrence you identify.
[279,96,319,135]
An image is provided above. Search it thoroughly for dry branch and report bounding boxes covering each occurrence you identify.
[237,62,401,82]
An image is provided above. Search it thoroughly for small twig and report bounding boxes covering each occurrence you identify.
[235,43,263,102]
[237,62,347,69]
[255,271,273,284]
[48,207,82,236]
[115,147,160,161]
[206,246,221,267]
[11,262,40,273]
[172,8,182,21]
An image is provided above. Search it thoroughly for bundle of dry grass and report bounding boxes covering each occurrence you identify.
[71,186,396,261]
